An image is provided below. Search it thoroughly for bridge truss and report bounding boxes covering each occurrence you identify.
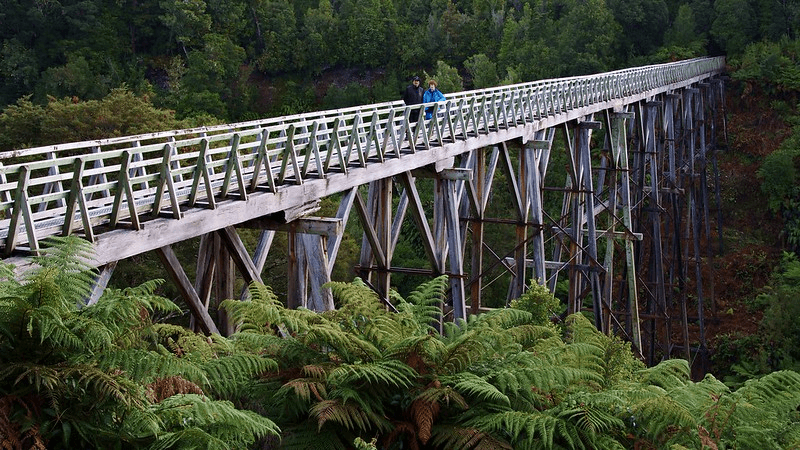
[0,57,726,368]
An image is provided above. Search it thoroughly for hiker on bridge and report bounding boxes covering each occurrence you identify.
[423,79,445,120]
[403,75,424,122]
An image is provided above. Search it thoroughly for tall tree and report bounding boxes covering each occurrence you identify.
[607,0,669,58]
[250,0,300,73]
[302,0,339,74]
[555,0,621,75]
[712,0,758,56]
[159,0,213,56]
[338,0,398,67]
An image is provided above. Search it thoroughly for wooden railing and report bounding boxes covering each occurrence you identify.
[0,56,725,255]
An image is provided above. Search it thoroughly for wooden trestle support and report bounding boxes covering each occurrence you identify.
[178,76,724,369]
[350,79,726,369]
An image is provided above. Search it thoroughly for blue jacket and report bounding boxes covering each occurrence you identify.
[423,88,445,119]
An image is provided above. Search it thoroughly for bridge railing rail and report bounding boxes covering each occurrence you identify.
[0,56,725,254]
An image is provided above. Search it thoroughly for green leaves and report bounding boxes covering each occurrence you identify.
[3,245,800,449]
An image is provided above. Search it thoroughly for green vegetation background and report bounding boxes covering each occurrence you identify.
[4,0,800,447]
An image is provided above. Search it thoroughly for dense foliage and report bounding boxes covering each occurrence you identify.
[0,0,771,126]
[1,238,800,449]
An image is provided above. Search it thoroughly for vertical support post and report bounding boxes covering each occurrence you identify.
[665,93,691,362]
[287,227,305,309]
[610,111,642,353]
[470,150,485,315]
[374,178,393,304]
[214,232,235,336]
[644,101,668,362]
[513,143,529,300]
[444,177,466,320]
[526,132,552,285]
[577,119,604,332]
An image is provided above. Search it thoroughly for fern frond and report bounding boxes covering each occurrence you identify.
[303,322,381,361]
[152,394,280,445]
[557,403,625,435]
[398,275,447,331]
[438,331,490,374]
[325,280,385,324]
[327,359,417,389]
[411,396,440,444]
[28,305,83,350]
[201,354,278,397]
[278,377,328,403]
[447,372,510,406]
[64,314,114,351]
[221,289,283,334]
[230,331,292,357]
[638,358,692,390]
[470,308,535,330]
[430,424,513,450]
[280,424,350,450]
[30,236,96,295]
[507,324,558,349]
[310,398,388,432]
[147,428,230,450]
[415,383,469,410]
[405,275,448,307]
[96,348,206,384]
[562,313,607,347]
[0,362,63,396]
[630,394,696,439]
[385,334,446,366]
[734,370,800,410]
[466,410,562,448]
[146,375,205,402]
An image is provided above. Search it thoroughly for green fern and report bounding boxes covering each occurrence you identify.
[146,394,280,449]
[201,353,278,397]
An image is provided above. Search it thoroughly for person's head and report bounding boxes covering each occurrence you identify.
[412,76,420,86]
[428,79,437,91]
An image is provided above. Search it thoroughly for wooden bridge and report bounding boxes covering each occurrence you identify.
[0,57,726,366]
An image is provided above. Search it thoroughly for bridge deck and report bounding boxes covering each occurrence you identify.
[0,57,725,268]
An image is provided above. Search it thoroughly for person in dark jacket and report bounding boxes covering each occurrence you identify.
[422,79,445,120]
[403,76,424,122]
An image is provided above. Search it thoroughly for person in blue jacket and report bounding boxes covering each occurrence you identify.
[422,79,445,119]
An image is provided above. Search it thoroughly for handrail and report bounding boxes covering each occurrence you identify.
[0,56,725,254]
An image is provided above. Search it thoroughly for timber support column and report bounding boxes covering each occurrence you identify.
[213,233,235,335]
[646,100,669,362]
[469,149,486,315]
[609,111,642,352]
[441,168,468,321]
[525,129,554,287]
[577,119,604,332]
[355,179,393,305]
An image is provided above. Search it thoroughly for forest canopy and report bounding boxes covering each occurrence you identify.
[0,0,753,125]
